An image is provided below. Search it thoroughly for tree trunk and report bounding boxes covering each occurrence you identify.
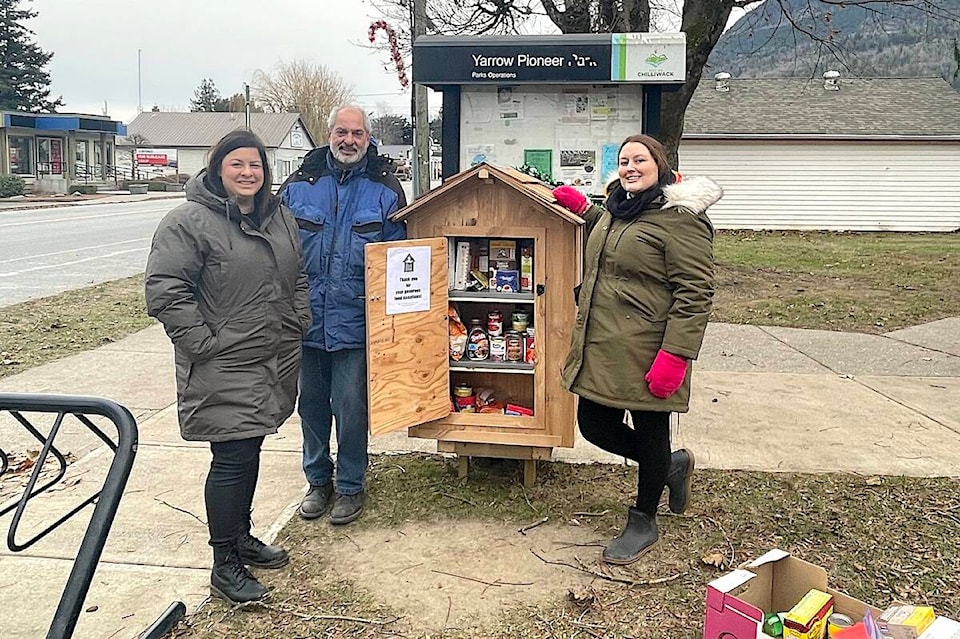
[660,0,736,169]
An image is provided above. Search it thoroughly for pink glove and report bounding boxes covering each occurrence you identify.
[645,350,688,399]
[552,185,588,214]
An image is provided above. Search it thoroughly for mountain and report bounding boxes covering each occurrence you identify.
[707,0,960,91]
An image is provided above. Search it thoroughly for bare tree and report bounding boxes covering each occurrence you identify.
[369,0,960,166]
[252,60,354,144]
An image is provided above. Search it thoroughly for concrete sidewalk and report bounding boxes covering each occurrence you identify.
[2,319,959,637]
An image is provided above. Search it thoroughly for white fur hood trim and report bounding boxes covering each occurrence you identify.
[661,176,723,214]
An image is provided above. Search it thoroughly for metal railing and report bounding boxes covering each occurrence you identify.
[0,393,184,639]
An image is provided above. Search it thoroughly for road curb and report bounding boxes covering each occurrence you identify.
[0,194,186,213]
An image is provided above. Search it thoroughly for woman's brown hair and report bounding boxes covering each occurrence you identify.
[618,134,674,187]
[205,129,273,214]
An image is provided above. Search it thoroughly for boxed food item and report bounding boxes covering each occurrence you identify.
[918,616,960,639]
[519,241,534,291]
[494,270,520,292]
[453,241,472,290]
[703,549,879,639]
[879,605,936,639]
[782,589,833,639]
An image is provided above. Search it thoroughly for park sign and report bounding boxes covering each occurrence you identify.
[413,33,686,85]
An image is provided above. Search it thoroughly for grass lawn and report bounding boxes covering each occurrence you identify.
[2,230,959,637]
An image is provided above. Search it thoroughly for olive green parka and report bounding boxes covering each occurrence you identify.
[145,172,311,442]
[561,175,723,412]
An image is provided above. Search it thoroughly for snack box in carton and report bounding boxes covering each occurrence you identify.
[704,549,880,639]
[879,605,936,639]
[783,588,833,639]
[918,616,960,639]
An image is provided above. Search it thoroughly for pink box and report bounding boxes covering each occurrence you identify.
[704,549,879,639]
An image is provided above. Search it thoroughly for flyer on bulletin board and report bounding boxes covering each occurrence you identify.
[523,149,553,182]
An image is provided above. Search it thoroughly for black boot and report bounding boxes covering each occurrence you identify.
[238,532,289,569]
[665,448,695,514]
[211,544,268,604]
[602,507,659,565]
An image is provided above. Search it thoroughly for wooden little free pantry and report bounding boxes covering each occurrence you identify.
[364,163,584,486]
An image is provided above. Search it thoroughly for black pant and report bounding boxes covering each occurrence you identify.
[205,436,264,549]
[577,398,670,516]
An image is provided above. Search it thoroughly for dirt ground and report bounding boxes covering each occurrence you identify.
[285,512,691,638]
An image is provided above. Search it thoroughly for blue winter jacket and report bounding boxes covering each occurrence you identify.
[281,145,407,351]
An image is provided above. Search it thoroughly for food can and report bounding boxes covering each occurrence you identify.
[453,384,473,397]
[827,613,854,637]
[511,311,529,333]
[487,310,503,337]
[523,327,536,365]
[505,331,523,361]
[489,336,506,362]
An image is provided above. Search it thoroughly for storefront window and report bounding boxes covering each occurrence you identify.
[8,136,34,175]
[37,137,64,175]
[76,140,87,165]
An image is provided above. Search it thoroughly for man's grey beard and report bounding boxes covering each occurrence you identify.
[332,143,368,165]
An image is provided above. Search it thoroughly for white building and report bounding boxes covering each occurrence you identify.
[121,112,317,184]
[679,73,960,231]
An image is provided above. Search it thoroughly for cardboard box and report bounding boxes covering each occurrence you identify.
[704,549,880,639]
[879,605,936,639]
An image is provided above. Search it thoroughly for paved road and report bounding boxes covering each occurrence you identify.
[0,200,178,307]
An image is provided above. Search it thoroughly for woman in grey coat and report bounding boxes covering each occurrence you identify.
[553,134,722,565]
[145,130,310,603]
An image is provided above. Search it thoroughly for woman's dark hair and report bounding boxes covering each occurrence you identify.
[618,134,675,187]
[205,129,273,212]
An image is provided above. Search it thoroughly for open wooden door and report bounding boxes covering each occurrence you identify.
[364,237,450,436]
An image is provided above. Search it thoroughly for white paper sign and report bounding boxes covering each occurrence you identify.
[386,245,431,315]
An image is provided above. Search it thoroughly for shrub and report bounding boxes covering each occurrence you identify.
[0,174,26,198]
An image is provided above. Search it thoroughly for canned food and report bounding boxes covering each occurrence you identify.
[490,336,506,362]
[511,311,528,333]
[454,384,473,397]
[827,613,854,637]
[487,310,503,337]
[505,330,523,361]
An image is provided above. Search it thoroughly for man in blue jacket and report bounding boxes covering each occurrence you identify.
[282,104,407,525]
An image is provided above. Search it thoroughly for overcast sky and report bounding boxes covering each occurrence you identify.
[29,1,744,126]
[29,0,431,125]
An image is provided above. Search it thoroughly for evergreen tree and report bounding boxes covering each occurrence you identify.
[0,0,64,112]
[190,78,228,112]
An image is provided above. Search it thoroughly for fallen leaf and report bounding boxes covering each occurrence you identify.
[702,552,726,568]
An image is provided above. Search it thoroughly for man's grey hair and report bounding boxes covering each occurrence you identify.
[327,104,372,134]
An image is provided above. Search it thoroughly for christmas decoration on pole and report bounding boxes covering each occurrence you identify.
[368,20,409,89]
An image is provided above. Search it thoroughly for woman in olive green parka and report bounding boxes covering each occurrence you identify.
[552,134,722,566]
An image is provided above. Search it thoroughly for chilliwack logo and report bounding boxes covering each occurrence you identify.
[645,52,668,67]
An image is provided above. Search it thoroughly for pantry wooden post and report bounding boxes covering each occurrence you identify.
[365,163,584,486]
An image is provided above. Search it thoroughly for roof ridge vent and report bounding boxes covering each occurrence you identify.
[823,70,840,91]
[714,72,731,92]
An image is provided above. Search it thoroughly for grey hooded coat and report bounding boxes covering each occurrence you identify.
[561,175,723,413]
[145,172,311,442]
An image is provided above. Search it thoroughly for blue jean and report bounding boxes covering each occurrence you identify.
[298,346,368,495]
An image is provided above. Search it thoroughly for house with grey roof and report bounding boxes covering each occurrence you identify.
[678,73,960,231]
[120,112,316,184]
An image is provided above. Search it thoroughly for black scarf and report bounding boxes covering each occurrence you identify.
[606,184,664,220]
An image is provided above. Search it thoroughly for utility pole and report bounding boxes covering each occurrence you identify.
[137,49,143,114]
[244,83,251,131]
[411,0,430,198]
